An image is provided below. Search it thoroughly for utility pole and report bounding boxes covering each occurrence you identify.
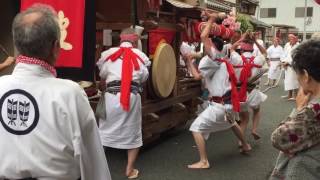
[303,0,307,41]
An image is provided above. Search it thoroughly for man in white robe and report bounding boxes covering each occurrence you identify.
[265,38,284,87]
[281,34,299,100]
[229,33,267,141]
[183,11,251,169]
[97,28,150,179]
[0,5,111,180]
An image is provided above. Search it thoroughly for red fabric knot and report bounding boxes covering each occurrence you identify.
[313,103,320,112]
[289,133,299,143]
[216,58,240,112]
[105,47,144,111]
[16,55,57,77]
[238,55,262,102]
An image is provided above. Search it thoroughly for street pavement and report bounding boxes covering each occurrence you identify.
[105,77,295,180]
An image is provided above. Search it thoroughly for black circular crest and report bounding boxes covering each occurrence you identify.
[0,89,39,135]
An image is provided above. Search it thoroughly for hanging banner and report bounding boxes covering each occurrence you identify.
[21,0,85,68]
[148,28,175,58]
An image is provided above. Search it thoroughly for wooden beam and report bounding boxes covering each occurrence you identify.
[96,22,132,30]
[142,89,201,114]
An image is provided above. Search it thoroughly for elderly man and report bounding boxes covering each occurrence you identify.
[97,28,150,179]
[0,5,111,180]
[265,37,284,87]
[281,34,299,100]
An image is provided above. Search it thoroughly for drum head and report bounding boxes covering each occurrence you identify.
[152,43,177,98]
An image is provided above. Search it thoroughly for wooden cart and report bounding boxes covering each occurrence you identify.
[95,0,232,144]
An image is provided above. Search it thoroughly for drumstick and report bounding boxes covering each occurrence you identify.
[0,44,10,57]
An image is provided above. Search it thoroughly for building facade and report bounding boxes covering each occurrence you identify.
[257,0,320,43]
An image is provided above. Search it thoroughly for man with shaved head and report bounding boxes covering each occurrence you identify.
[281,34,299,100]
[265,37,284,87]
[0,5,111,180]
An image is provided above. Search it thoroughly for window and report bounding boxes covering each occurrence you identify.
[260,8,276,18]
[295,7,313,17]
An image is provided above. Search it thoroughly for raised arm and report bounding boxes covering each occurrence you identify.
[200,11,217,59]
[254,38,267,56]
[230,33,247,53]
[184,54,202,80]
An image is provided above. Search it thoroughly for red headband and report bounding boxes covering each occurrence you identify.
[120,34,139,42]
[240,42,254,51]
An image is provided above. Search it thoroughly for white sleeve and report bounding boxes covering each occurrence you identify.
[229,51,243,66]
[73,89,112,180]
[138,65,149,83]
[134,50,150,83]
[97,49,117,79]
[266,47,271,58]
[198,56,220,78]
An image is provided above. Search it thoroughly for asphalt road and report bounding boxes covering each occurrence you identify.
[105,77,295,180]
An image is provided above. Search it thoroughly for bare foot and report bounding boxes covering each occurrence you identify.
[187,161,210,169]
[251,132,261,140]
[126,169,139,179]
[240,143,252,154]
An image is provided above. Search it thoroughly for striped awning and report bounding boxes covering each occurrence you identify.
[166,0,196,8]
[205,0,232,13]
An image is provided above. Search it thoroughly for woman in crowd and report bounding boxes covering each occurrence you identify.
[270,40,320,180]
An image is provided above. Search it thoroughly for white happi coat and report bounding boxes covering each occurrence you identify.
[282,42,299,91]
[230,51,267,111]
[189,48,236,140]
[0,63,111,180]
[267,45,284,80]
[97,42,150,149]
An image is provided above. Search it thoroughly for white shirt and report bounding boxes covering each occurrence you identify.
[198,48,231,97]
[97,42,150,84]
[230,51,266,83]
[282,42,299,64]
[267,45,284,59]
[0,63,111,180]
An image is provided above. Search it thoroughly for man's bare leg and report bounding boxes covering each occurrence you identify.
[188,132,210,169]
[239,111,250,134]
[126,148,140,178]
[251,107,261,140]
[231,123,251,152]
[238,111,250,147]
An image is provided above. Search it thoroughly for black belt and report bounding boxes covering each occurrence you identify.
[4,178,80,180]
[106,80,143,95]
[4,178,36,180]
[209,91,232,105]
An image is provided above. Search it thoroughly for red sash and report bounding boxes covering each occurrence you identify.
[216,58,240,112]
[238,55,262,102]
[105,47,144,111]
